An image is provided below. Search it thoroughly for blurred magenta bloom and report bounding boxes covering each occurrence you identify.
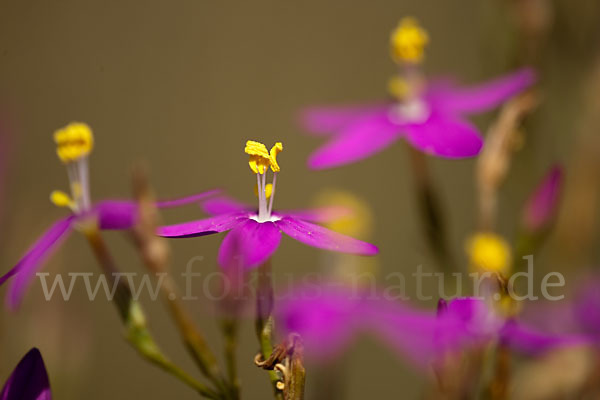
[158,195,378,269]
[301,69,535,169]
[574,277,600,342]
[0,191,217,309]
[522,165,563,232]
[522,274,600,343]
[0,348,51,400]
[278,285,583,367]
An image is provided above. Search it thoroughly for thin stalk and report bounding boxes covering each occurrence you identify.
[255,260,284,400]
[268,173,277,216]
[129,169,233,399]
[82,227,218,398]
[406,145,456,272]
[160,275,231,397]
[221,317,240,398]
[489,341,511,400]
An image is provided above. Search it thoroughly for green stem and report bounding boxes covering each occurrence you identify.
[407,146,456,272]
[255,260,284,400]
[125,301,221,399]
[160,276,231,397]
[83,227,218,399]
[221,317,240,399]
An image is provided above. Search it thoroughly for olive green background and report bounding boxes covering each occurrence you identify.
[1,0,599,399]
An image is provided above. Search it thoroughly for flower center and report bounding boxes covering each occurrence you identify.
[50,122,94,214]
[388,98,430,124]
[466,232,512,274]
[245,140,283,223]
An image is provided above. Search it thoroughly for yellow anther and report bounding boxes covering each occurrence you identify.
[245,140,283,174]
[54,122,94,163]
[390,17,429,64]
[269,142,283,172]
[245,140,270,158]
[245,140,271,174]
[50,190,75,209]
[254,183,273,199]
[466,232,512,274]
[388,76,410,99]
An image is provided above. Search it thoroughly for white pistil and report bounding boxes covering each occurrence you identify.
[388,66,430,124]
[65,156,92,214]
[257,173,266,220]
[389,99,430,123]
[256,171,279,223]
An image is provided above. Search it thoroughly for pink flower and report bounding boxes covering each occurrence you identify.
[300,19,536,169]
[158,141,378,269]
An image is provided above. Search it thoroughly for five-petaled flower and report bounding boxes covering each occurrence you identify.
[158,140,379,269]
[300,17,536,169]
[0,348,52,400]
[0,123,218,309]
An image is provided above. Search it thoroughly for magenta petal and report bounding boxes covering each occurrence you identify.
[95,201,137,230]
[201,196,252,216]
[300,104,389,136]
[499,320,587,354]
[94,190,221,230]
[308,111,402,170]
[404,114,483,158]
[276,217,378,255]
[0,348,51,400]
[157,213,247,238]
[275,206,351,224]
[367,301,444,369]
[432,68,536,114]
[1,216,74,310]
[218,219,282,269]
[155,189,221,208]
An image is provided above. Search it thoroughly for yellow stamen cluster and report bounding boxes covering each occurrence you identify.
[245,140,283,174]
[466,232,512,274]
[54,122,94,163]
[390,17,429,64]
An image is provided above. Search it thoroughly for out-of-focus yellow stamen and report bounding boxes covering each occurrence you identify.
[388,76,410,99]
[269,142,283,172]
[50,190,76,210]
[466,232,512,274]
[390,17,429,64]
[54,122,94,163]
[254,183,273,199]
[245,140,284,173]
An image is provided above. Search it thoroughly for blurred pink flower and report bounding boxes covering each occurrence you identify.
[277,285,584,367]
[301,69,536,169]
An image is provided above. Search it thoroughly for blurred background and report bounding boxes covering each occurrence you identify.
[1,0,600,398]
